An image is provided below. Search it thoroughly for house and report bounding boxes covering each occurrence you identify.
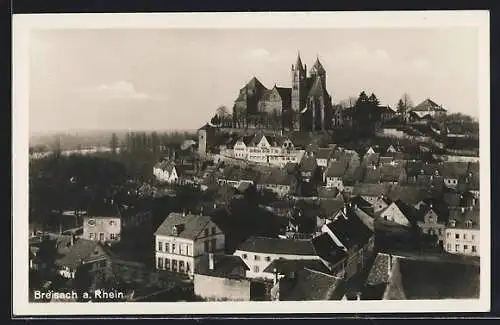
[379,164,406,185]
[314,147,335,169]
[440,162,470,189]
[232,135,255,160]
[83,204,122,243]
[55,238,112,279]
[361,253,479,300]
[315,205,375,281]
[378,200,417,227]
[352,183,389,205]
[299,153,319,182]
[444,207,480,256]
[233,236,320,280]
[242,134,305,167]
[415,201,447,247]
[386,185,429,205]
[316,199,346,229]
[194,253,251,301]
[256,168,298,197]
[154,213,225,278]
[342,166,365,193]
[324,160,348,190]
[407,98,447,121]
[153,160,179,183]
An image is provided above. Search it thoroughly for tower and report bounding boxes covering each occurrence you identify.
[291,52,306,130]
[310,56,327,90]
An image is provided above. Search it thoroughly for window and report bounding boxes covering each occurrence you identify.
[165,258,170,270]
[455,244,460,251]
[464,245,468,250]
[265,256,271,262]
[204,229,209,237]
[211,226,216,235]
[465,220,473,228]
[455,234,460,239]
[179,261,185,273]
[446,232,450,238]
[110,233,116,240]
[447,244,451,250]
[472,235,475,240]
[99,233,104,241]
[165,243,170,253]
[204,241,209,253]
[172,260,178,272]
[438,229,442,235]
[472,246,477,253]
[157,257,163,269]
[109,220,116,226]
[186,261,190,273]
[89,233,95,240]
[186,245,190,256]
[253,265,260,273]
[254,255,260,261]
[158,241,163,251]
[242,254,248,259]
[464,234,467,240]
[172,243,176,253]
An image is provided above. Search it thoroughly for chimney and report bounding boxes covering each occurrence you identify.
[356,292,361,301]
[70,235,74,246]
[208,253,214,270]
[461,207,465,213]
[182,210,186,216]
[273,268,279,285]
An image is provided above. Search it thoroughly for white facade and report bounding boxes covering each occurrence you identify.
[230,136,305,167]
[153,166,178,183]
[83,216,121,243]
[233,250,320,280]
[379,203,411,227]
[444,226,479,256]
[444,177,459,189]
[155,225,225,277]
[325,176,344,190]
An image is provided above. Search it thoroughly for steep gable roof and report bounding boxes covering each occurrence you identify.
[411,98,447,112]
[276,86,292,103]
[325,208,374,250]
[325,160,348,178]
[263,259,330,275]
[154,213,216,240]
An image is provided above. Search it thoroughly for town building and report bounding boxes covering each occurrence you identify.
[83,206,122,243]
[55,238,112,279]
[233,236,321,280]
[444,207,480,256]
[314,205,375,282]
[407,98,447,122]
[153,160,179,183]
[154,213,226,278]
[232,53,333,132]
[256,168,298,197]
[324,159,348,190]
[378,200,417,227]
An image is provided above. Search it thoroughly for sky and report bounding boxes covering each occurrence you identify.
[29,27,479,134]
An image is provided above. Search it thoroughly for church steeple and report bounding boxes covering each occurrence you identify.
[295,51,304,71]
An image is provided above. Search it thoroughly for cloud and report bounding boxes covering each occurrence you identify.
[240,48,278,62]
[74,81,161,100]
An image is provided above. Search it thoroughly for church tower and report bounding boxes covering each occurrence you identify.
[309,56,327,90]
[291,52,306,130]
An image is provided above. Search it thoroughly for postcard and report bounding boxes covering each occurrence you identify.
[12,10,490,316]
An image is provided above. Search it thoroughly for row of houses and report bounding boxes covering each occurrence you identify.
[152,205,376,301]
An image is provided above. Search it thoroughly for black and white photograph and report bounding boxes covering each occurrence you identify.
[12,11,490,315]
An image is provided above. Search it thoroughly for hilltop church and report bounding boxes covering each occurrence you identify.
[232,52,333,132]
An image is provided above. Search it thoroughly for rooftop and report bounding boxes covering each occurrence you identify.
[154,213,215,240]
[196,254,249,279]
[236,236,317,256]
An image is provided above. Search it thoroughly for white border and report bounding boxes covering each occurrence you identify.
[12,11,490,316]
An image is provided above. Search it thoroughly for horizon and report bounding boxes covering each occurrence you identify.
[28,27,479,134]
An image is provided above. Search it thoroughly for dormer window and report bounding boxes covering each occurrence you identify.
[449,219,456,227]
[465,220,473,228]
